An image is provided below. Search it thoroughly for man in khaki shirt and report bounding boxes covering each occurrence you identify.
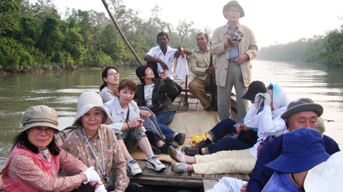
[188,33,216,111]
[210,1,258,120]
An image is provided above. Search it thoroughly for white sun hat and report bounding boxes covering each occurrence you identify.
[72,92,112,126]
[304,151,343,192]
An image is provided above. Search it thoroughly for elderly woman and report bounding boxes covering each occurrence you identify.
[135,64,186,145]
[103,79,166,176]
[62,92,129,192]
[2,105,103,192]
[99,67,177,154]
[169,83,290,175]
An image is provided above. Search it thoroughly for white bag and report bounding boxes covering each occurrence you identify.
[174,55,189,82]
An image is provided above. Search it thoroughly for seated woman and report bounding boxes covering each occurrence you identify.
[2,105,104,192]
[168,83,290,174]
[135,64,186,145]
[62,92,129,191]
[103,79,166,176]
[181,81,266,156]
[99,67,178,153]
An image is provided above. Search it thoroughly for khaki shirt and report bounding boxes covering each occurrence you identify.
[188,47,214,81]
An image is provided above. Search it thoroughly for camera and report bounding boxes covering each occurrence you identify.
[231,32,242,42]
[258,93,265,99]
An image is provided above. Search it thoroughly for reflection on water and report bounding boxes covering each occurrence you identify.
[0,61,342,157]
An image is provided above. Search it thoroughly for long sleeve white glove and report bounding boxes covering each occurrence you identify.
[253,93,265,108]
[264,93,272,107]
[81,166,101,184]
[94,184,107,192]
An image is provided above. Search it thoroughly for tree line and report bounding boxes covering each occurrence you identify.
[0,0,211,72]
[257,23,343,68]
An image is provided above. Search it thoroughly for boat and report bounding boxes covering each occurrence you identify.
[0,92,248,191]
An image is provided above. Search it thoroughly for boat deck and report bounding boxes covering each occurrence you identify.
[0,95,248,192]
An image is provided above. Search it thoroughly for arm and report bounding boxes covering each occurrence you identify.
[8,153,86,192]
[111,132,129,191]
[161,77,178,96]
[210,27,229,56]
[103,103,127,132]
[243,105,260,129]
[243,29,258,61]
[246,140,280,192]
[144,54,169,70]
[260,106,287,136]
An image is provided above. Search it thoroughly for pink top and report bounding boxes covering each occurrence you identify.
[2,145,87,192]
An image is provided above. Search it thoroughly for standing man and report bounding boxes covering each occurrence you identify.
[188,33,216,111]
[210,1,258,120]
[144,32,191,102]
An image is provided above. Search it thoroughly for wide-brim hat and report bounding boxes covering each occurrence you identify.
[242,81,267,100]
[22,105,59,131]
[72,92,112,126]
[266,128,329,173]
[304,151,343,192]
[281,98,323,119]
[223,1,245,18]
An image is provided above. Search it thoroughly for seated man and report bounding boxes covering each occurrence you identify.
[206,98,340,192]
[246,98,340,192]
[262,128,330,191]
[144,32,191,102]
[188,32,216,111]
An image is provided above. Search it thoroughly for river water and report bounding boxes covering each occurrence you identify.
[0,60,342,158]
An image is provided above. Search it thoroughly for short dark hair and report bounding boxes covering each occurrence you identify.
[196,32,209,40]
[118,79,137,93]
[100,67,118,91]
[157,32,169,40]
[13,130,60,156]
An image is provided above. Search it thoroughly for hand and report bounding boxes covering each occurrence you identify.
[205,65,215,75]
[81,166,101,184]
[229,36,240,47]
[159,70,168,80]
[159,60,169,70]
[241,124,252,132]
[178,47,185,58]
[253,93,265,108]
[94,184,107,192]
[233,54,249,65]
[129,117,144,128]
[139,110,151,118]
[240,183,248,192]
[235,123,243,133]
[264,93,272,107]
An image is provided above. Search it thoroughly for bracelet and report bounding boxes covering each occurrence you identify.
[127,123,130,129]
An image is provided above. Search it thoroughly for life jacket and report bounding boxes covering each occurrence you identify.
[2,145,60,192]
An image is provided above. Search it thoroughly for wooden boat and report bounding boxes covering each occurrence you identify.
[0,93,248,191]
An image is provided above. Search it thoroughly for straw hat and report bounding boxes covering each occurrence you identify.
[304,151,343,192]
[72,92,112,126]
[22,105,59,131]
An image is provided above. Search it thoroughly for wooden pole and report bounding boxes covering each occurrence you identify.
[101,0,142,65]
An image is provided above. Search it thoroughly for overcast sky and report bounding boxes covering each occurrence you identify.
[30,0,343,47]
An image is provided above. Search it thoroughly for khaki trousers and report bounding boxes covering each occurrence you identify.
[217,61,248,121]
[189,76,211,109]
[193,149,256,174]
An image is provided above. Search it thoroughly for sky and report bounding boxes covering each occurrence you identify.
[30,0,343,47]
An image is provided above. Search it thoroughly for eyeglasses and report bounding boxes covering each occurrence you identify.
[228,9,240,13]
[107,72,120,77]
[32,127,56,135]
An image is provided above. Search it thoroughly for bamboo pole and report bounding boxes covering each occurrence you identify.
[101,0,142,65]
